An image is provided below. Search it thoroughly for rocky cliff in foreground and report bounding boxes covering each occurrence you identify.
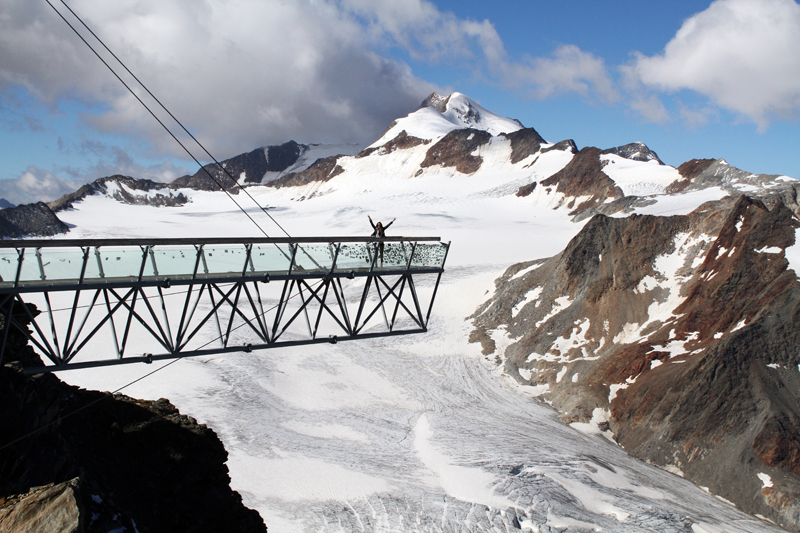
[471,194,800,529]
[0,309,266,533]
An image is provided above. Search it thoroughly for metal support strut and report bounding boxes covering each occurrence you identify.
[0,236,449,374]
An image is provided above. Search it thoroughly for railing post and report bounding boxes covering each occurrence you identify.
[13,248,24,288]
[0,296,14,366]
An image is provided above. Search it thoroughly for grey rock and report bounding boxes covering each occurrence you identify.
[49,175,188,212]
[0,478,83,533]
[601,141,663,164]
[0,202,69,239]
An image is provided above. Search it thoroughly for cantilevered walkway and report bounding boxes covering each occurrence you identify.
[0,237,448,374]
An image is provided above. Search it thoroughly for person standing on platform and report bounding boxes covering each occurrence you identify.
[368,215,395,266]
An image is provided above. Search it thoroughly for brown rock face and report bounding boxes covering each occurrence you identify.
[499,128,547,164]
[356,130,429,158]
[471,194,800,529]
[754,414,800,476]
[420,128,492,174]
[539,147,624,215]
[516,182,537,198]
[666,159,716,193]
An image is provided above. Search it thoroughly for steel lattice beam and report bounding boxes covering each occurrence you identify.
[0,237,449,374]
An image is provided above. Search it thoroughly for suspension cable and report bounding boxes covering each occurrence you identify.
[44,0,292,238]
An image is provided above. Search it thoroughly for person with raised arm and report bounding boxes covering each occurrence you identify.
[368,215,395,266]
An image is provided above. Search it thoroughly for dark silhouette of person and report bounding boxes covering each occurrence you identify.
[368,215,395,266]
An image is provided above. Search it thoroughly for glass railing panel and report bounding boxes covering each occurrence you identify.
[40,247,87,281]
[249,244,293,273]
[333,243,372,271]
[373,241,412,270]
[410,243,447,269]
[81,248,102,281]
[96,247,148,279]
[199,244,248,275]
[150,246,199,277]
[17,248,44,283]
[292,244,334,272]
[0,249,20,284]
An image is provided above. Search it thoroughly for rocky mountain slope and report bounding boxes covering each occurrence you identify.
[0,308,266,532]
[48,175,189,212]
[470,192,800,529]
[168,140,361,191]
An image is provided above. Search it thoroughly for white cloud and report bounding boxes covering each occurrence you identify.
[62,140,190,183]
[343,0,499,62]
[506,45,618,103]
[0,0,436,159]
[628,94,669,124]
[0,142,188,206]
[0,0,621,166]
[345,2,617,104]
[631,0,800,130]
[0,167,82,205]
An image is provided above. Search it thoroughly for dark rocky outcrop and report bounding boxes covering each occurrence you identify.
[516,182,537,198]
[420,128,492,174]
[537,147,624,216]
[541,139,578,155]
[601,141,662,164]
[267,155,345,188]
[0,307,266,533]
[356,130,429,158]
[570,195,659,223]
[0,202,69,239]
[666,159,717,193]
[170,141,306,190]
[500,128,547,165]
[49,175,188,212]
[666,158,791,197]
[420,92,449,113]
[470,194,800,529]
[263,140,305,182]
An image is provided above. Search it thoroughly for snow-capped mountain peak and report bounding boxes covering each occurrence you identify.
[427,92,525,136]
[371,92,525,148]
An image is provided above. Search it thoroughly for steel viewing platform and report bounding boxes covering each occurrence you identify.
[0,236,449,374]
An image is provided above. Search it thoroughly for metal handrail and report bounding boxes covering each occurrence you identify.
[0,236,441,248]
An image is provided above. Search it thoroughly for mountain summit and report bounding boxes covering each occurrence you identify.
[371,92,525,147]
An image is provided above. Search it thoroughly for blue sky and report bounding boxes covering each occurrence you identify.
[1,0,799,204]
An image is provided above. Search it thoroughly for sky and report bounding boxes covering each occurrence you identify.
[0,0,799,205]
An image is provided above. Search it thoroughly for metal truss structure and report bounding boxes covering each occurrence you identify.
[0,236,448,374]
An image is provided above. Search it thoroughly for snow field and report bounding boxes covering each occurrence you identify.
[600,154,682,197]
